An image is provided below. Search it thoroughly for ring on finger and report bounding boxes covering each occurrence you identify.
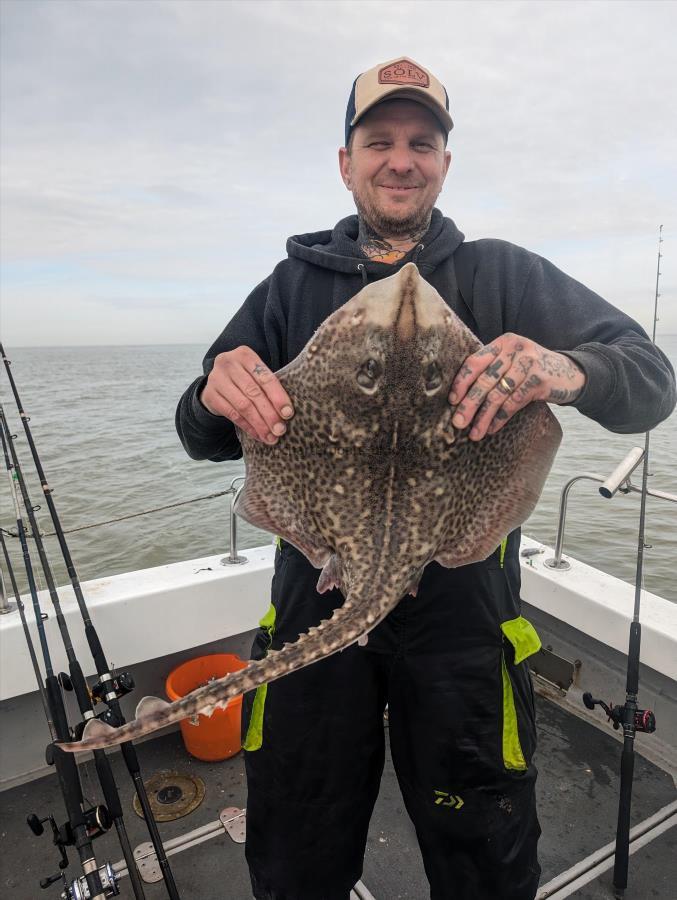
[498,375,515,393]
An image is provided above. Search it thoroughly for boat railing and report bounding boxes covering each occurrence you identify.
[545,446,677,571]
[220,476,248,566]
[4,445,673,581]
[218,447,677,572]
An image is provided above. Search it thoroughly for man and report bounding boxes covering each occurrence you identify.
[176,57,675,900]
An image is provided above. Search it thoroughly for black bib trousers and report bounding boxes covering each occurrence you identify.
[242,530,541,900]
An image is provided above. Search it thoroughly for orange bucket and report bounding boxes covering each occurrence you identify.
[165,653,248,761]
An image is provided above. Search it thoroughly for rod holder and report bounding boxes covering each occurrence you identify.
[221,477,248,566]
[599,447,645,499]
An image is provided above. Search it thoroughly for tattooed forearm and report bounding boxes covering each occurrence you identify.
[548,387,583,404]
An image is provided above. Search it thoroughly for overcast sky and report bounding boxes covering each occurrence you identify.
[1,0,675,347]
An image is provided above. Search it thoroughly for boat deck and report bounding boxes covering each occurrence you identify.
[1,695,675,899]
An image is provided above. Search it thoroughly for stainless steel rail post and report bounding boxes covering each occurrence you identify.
[221,476,247,566]
[544,472,611,571]
[544,446,677,571]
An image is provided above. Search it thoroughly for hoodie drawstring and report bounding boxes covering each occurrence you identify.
[412,243,425,264]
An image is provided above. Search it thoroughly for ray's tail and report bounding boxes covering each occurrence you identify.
[58,587,397,753]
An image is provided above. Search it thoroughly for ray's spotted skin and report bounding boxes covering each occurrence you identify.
[58,264,561,754]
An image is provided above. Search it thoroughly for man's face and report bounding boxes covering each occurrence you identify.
[339,100,451,238]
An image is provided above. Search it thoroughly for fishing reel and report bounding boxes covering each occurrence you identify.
[28,805,114,890]
[90,671,135,704]
[26,813,69,888]
[62,862,120,899]
[582,693,656,733]
[28,805,112,844]
[54,668,135,743]
[58,669,136,705]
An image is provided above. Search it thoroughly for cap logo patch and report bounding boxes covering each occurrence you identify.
[378,60,429,88]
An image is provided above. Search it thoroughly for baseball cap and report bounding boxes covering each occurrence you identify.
[345,56,453,146]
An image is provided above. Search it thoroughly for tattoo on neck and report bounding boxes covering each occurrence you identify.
[357,215,430,263]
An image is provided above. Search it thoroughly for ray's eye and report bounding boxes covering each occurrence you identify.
[356,358,383,392]
[423,361,443,393]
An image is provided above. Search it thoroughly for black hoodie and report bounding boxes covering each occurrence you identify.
[176,209,675,462]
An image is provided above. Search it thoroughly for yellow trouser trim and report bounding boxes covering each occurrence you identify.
[242,684,268,752]
[500,616,542,665]
[501,655,527,771]
[500,615,541,771]
[499,536,508,568]
[242,603,277,752]
[258,602,277,632]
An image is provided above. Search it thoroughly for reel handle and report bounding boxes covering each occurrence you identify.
[27,813,47,836]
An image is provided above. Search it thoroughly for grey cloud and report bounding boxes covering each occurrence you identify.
[1,0,675,346]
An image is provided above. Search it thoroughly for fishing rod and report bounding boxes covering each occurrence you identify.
[0,527,52,727]
[582,225,664,898]
[0,410,108,900]
[0,344,181,900]
[610,225,664,897]
[0,401,148,900]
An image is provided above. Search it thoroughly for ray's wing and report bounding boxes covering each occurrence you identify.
[434,403,562,568]
[235,469,348,596]
[233,364,335,570]
[234,441,332,568]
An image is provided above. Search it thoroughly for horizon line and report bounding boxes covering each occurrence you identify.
[4,334,677,351]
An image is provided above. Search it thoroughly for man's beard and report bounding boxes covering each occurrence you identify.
[353,190,433,241]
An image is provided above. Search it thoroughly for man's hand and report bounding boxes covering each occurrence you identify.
[448,334,586,441]
[200,347,294,444]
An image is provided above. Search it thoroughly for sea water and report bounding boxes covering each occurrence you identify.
[2,339,675,601]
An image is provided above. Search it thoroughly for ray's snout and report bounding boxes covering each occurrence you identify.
[395,263,418,343]
[394,263,449,344]
[351,263,449,341]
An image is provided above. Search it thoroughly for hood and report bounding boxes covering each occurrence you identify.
[286,208,464,281]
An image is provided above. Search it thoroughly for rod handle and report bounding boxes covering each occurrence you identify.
[613,742,635,891]
[93,752,123,820]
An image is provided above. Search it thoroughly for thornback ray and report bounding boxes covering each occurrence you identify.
[58,263,561,753]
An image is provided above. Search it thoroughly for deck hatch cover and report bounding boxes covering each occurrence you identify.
[133,771,206,822]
